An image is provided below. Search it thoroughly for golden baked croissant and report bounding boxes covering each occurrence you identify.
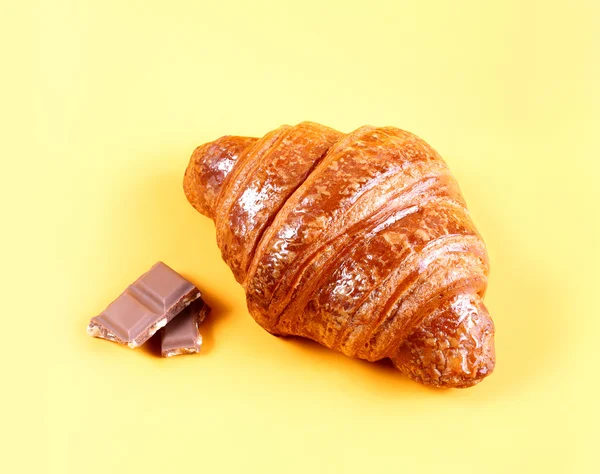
[184,122,495,388]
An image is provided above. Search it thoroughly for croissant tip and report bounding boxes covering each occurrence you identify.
[391,293,495,389]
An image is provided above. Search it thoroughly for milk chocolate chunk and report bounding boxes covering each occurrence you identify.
[161,299,210,357]
[87,262,200,348]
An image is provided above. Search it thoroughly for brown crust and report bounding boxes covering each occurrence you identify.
[184,136,258,218]
[391,293,495,388]
[183,123,495,388]
[215,122,343,283]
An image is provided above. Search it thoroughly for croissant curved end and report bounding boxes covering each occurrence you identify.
[391,292,495,388]
[184,135,258,220]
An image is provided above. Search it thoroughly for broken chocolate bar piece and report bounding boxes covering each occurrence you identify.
[161,298,210,357]
[87,262,200,348]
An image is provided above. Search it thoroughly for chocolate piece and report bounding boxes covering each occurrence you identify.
[87,262,200,348]
[161,299,210,357]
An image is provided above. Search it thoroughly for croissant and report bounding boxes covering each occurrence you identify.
[184,122,495,388]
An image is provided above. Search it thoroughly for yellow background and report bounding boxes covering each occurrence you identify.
[3,1,598,473]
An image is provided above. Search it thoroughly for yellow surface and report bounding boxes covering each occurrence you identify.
[3,1,599,473]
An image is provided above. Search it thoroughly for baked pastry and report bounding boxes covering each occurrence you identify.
[184,122,495,388]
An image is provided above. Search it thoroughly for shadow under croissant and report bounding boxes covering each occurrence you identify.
[96,165,563,396]
[276,334,442,394]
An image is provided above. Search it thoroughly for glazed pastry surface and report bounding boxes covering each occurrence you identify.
[184,122,495,388]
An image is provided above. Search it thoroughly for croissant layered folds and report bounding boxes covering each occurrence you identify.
[184,122,495,388]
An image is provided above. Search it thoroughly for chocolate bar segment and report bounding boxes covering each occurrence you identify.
[161,299,210,357]
[87,262,200,348]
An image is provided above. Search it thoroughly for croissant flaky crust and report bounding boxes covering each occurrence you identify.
[184,122,495,388]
